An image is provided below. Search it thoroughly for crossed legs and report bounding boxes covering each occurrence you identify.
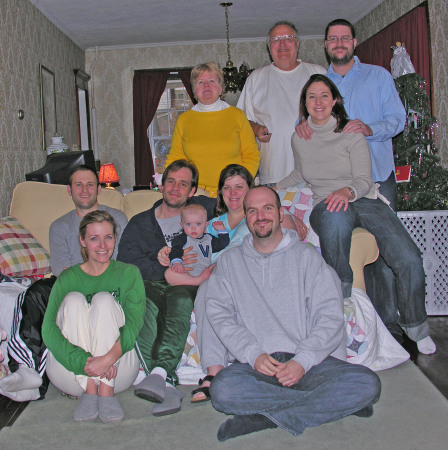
[210,354,381,441]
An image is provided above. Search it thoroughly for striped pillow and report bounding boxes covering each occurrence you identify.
[0,217,50,277]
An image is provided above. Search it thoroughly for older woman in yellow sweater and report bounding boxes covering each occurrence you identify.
[165,62,260,196]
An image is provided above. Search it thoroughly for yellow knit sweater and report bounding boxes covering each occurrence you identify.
[165,106,260,195]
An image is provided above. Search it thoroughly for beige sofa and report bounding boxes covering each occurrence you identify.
[8,181,378,291]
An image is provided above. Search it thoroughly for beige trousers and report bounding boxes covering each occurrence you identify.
[46,292,139,397]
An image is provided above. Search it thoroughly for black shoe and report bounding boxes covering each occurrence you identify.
[217,414,277,442]
[352,405,374,418]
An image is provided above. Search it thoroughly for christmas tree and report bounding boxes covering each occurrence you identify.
[391,45,448,211]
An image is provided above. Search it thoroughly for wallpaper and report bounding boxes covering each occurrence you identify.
[85,38,328,190]
[0,0,84,217]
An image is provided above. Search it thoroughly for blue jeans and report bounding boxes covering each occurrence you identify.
[365,255,403,337]
[210,354,381,436]
[365,171,401,336]
[310,197,429,340]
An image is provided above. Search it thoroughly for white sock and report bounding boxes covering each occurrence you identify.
[150,367,167,380]
[0,365,42,391]
[133,368,146,385]
[0,386,40,402]
[417,336,437,355]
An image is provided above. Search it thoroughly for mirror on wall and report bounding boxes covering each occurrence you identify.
[74,69,91,151]
[40,64,57,150]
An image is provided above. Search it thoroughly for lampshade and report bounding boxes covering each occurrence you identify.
[98,163,119,189]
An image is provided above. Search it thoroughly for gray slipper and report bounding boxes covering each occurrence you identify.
[152,385,185,417]
[98,396,124,424]
[134,374,166,403]
[74,393,99,422]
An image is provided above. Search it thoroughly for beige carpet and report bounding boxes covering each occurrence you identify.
[1,361,448,450]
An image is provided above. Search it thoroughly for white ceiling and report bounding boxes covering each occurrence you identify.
[29,0,384,51]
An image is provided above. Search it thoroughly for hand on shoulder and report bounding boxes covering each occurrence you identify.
[295,119,313,140]
[343,119,373,137]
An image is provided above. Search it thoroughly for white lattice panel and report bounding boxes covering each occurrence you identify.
[398,211,448,315]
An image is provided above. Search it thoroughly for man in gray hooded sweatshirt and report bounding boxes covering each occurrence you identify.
[206,186,381,441]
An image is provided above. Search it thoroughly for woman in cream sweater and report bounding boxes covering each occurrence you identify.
[276,74,435,355]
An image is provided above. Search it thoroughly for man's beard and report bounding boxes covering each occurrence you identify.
[254,229,273,239]
[252,220,273,239]
[326,46,354,66]
[163,196,188,209]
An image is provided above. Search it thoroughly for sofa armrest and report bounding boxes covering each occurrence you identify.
[350,228,379,292]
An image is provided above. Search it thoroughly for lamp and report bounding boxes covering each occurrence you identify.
[98,163,119,189]
[220,2,252,93]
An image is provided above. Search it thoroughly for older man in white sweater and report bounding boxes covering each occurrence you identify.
[237,21,325,185]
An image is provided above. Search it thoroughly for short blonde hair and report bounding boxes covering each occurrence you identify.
[190,62,225,99]
[181,204,207,222]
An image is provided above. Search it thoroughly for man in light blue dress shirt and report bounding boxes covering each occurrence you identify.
[324,19,406,209]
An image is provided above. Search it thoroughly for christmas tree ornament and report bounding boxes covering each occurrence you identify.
[390,42,416,79]
[395,165,411,182]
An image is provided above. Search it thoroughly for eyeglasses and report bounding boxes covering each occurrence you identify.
[326,36,353,43]
[269,34,297,44]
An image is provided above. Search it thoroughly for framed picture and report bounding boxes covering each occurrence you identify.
[40,64,57,150]
[74,69,91,151]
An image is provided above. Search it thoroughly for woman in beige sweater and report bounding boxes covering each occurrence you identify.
[276,74,435,355]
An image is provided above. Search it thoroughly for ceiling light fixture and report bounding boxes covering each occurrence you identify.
[220,2,252,93]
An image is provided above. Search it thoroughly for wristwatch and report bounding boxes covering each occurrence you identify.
[348,187,356,200]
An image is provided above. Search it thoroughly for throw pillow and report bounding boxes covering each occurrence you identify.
[0,217,51,277]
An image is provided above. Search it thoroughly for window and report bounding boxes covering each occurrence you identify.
[148,78,193,174]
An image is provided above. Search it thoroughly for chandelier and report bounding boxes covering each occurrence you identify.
[220,2,252,93]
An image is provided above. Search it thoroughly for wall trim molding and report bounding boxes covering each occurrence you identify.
[85,35,325,52]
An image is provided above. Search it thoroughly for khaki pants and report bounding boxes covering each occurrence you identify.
[46,292,139,397]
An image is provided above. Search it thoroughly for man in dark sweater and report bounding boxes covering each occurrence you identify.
[117,160,215,416]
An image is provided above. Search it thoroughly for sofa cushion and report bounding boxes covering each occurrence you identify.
[122,187,210,220]
[0,217,51,277]
[123,190,162,220]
